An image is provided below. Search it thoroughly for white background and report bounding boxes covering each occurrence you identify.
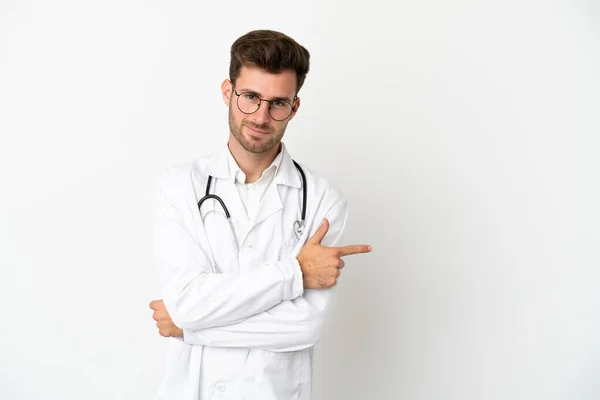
[1,1,599,399]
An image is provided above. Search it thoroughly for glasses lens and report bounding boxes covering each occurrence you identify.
[236,91,293,121]
[269,101,292,121]
[237,93,260,114]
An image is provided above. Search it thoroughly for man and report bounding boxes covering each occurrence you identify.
[149,29,371,400]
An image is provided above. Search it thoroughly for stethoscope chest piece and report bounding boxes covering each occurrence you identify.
[293,220,305,239]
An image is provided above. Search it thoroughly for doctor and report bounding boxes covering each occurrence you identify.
[149,29,372,400]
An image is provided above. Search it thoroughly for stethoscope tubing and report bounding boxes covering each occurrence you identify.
[197,161,307,236]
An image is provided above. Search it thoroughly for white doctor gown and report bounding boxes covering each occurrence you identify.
[152,142,349,400]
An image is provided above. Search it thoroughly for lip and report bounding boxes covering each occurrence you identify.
[246,125,270,135]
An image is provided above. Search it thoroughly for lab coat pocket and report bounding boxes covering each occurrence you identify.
[287,236,302,256]
[243,349,302,400]
[284,227,309,258]
[279,236,298,260]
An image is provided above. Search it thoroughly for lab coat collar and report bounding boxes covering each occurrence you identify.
[274,143,302,189]
[227,147,282,185]
[206,142,302,188]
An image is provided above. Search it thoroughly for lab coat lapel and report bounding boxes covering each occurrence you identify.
[216,178,248,226]
[204,145,249,240]
[251,145,301,228]
[252,181,283,228]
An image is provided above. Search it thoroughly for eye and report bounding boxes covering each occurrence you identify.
[271,101,285,108]
[243,93,256,100]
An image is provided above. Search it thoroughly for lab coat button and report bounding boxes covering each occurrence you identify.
[216,383,225,392]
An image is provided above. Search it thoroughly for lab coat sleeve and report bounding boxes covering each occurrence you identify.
[153,171,304,331]
[180,195,349,352]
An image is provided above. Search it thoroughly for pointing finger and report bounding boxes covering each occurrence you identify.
[336,244,372,257]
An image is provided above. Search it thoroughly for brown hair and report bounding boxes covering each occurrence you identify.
[229,30,310,94]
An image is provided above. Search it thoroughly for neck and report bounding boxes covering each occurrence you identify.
[227,136,281,184]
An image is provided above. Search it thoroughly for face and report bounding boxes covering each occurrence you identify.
[222,66,300,155]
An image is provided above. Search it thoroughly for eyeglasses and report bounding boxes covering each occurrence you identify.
[233,89,297,121]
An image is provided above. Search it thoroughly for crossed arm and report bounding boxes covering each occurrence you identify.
[150,175,369,351]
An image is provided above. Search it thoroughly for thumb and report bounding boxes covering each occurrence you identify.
[308,218,329,245]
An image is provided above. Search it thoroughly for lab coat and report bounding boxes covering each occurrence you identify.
[153,142,348,400]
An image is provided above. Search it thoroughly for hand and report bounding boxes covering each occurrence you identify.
[296,218,371,289]
[149,299,183,338]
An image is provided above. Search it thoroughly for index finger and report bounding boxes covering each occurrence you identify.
[335,244,372,257]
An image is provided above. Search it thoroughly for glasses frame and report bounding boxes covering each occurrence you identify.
[233,88,297,121]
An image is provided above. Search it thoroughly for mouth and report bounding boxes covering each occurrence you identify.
[245,125,270,135]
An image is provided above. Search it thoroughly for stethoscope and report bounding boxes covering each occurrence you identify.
[197,160,307,239]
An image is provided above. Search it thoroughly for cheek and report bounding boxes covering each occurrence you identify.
[229,107,243,125]
[276,120,289,131]
[232,108,247,123]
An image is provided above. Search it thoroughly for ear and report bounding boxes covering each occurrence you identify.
[221,79,233,106]
[287,97,301,121]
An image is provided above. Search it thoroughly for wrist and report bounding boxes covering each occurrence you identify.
[296,255,307,276]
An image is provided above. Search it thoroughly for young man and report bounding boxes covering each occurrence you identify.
[150,30,371,400]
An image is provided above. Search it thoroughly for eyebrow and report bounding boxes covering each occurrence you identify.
[237,88,294,103]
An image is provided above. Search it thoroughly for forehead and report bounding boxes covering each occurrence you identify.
[236,66,297,98]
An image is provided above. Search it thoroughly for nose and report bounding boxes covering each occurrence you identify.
[252,100,272,125]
